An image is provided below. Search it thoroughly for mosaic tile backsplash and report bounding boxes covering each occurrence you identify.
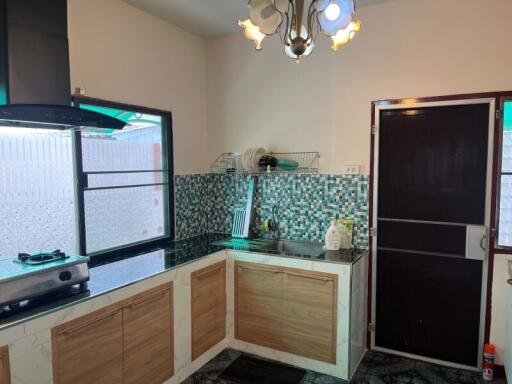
[175,173,369,248]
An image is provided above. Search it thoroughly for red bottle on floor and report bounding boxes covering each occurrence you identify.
[482,343,496,381]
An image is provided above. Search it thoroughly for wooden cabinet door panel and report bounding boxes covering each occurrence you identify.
[191,261,226,360]
[283,270,337,363]
[52,305,124,384]
[235,262,283,349]
[0,346,10,384]
[123,285,173,384]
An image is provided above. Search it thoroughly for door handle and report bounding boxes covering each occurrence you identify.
[61,309,121,336]
[480,233,487,252]
[126,290,168,310]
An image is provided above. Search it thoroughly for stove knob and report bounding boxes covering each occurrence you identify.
[59,271,72,281]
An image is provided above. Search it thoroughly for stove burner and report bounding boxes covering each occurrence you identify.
[16,249,69,265]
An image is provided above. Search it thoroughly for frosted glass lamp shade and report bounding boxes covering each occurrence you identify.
[249,0,283,35]
[238,19,266,51]
[330,20,361,51]
[318,0,355,36]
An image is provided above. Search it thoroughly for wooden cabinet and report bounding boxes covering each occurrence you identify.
[191,261,226,360]
[283,270,337,363]
[235,262,337,363]
[51,305,124,384]
[123,284,173,384]
[52,283,173,384]
[0,346,10,384]
[236,262,283,349]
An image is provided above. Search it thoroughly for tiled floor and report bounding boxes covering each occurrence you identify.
[182,349,507,384]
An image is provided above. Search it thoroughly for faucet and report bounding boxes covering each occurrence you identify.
[268,206,283,239]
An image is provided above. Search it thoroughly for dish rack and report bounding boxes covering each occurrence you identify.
[209,151,320,175]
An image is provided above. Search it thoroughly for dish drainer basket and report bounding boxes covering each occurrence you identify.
[209,151,320,175]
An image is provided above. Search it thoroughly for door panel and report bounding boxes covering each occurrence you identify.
[378,104,489,224]
[52,305,124,384]
[191,261,226,360]
[378,221,467,256]
[376,250,482,366]
[0,346,10,384]
[282,271,337,363]
[123,286,173,384]
[375,103,489,367]
[235,262,283,349]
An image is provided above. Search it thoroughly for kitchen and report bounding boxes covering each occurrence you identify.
[0,0,512,383]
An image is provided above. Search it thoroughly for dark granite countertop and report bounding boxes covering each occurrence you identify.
[0,233,367,331]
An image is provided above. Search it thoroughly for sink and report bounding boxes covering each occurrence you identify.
[213,238,325,258]
[257,239,325,257]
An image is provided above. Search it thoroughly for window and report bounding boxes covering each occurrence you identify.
[0,98,173,260]
[497,99,512,247]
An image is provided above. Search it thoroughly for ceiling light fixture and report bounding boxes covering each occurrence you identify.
[238,0,361,62]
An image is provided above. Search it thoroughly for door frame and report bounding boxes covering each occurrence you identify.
[368,93,502,370]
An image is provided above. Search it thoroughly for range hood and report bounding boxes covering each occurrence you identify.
[0,0,125,130]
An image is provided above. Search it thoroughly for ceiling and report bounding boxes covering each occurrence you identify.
[124,0,397,38]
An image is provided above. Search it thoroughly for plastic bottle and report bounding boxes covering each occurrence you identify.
[325,219,341,251]
[482,343,495,381]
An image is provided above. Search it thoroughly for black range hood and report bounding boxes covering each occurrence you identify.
[0,0,125,130]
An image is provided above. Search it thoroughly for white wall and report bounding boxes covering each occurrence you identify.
[65,0,512,367]
[206,0,512,174]
[68,0,209,174]
[206,0,512,365]
[491,254,512,365]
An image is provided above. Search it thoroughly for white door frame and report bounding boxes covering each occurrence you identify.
[370,97,496,371]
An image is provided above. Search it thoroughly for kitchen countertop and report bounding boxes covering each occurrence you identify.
[0,233,367,331]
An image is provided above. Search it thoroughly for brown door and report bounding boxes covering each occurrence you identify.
[375,103,490,366]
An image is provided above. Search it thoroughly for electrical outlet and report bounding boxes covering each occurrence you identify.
[342,164,362,175]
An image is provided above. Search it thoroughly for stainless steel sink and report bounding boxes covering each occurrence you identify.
[213,238,325,258]
[257,239,325,257]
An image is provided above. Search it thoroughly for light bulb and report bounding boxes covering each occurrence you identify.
[325,3,341,21]
[238,19,266,51]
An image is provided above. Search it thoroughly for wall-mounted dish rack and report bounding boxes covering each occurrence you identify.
[209,151,320,175]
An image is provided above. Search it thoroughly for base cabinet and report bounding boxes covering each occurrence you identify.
[283,271,337,363]
[0,346,10,384]
[52,283,173,384]
[51,305,124,384]
[123,286,174,384]
[191,261,226,360]
[235,262,338,363]
[236,263,283,350]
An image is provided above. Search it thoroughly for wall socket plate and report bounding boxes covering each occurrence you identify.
[342,164,362,175]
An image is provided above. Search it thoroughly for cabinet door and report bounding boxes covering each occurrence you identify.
[52,305,124,384]
[191,261,226,360]
[235,262,283,349]
[283,269,337,363]
[123,284,173,384]
[0,346,10,384]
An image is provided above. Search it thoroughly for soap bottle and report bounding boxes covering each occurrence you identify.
[325,218,341,251]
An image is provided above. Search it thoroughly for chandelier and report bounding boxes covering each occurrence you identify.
[238,0,361,61]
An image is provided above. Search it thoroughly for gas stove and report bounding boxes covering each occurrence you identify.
[0,250,90,308]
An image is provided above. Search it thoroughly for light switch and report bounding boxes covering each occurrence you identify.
[342,164,362,175]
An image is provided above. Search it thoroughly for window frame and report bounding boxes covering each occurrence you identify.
[494,96,512,252]
[72,96,174,261]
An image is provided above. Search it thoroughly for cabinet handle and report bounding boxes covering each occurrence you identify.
[237,264,281,274]
[285,271,334,283]
[126,290,167,310]
[194,265,224,280]
[61,310,120,336]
